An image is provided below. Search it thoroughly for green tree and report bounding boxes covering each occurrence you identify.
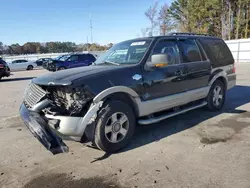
[167,0,250,39]
[168,0,190,32]
[0,42,3,54]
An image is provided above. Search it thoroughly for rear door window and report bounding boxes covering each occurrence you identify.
[199,38,234,66]
[177,39,202,63]
[68,55,79,62]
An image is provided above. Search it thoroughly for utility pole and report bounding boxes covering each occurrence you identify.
[90,13,93,43]
[86,36,89,51]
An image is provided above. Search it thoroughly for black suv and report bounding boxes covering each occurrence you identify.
[20,33,236,154]
[0,58,10,80]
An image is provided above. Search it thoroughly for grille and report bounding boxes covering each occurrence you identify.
[23,83,46,108]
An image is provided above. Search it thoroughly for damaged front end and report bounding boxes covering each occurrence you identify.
[20,81,102,154]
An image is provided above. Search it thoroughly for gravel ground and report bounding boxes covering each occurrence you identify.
[0,65,250,188]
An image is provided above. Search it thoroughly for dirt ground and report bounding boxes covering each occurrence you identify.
[0,65,250,188]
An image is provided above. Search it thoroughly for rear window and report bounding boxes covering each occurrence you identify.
[0,59,7,65]
[199,38,234,67]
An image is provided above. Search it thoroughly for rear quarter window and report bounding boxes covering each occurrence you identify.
[199,38,234,67]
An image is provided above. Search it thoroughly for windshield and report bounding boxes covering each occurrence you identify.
[95,39,152,65]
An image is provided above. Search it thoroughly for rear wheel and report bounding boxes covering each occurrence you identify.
[94,100,136,153]
[27,65,33,70]
[206,80,226,111]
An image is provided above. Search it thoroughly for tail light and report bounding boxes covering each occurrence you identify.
[232,64,236,73]
[0,64,4,68]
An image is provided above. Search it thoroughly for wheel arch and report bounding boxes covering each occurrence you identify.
[209,70,228,90]
[93,86,140,117]
[83,86,140,143]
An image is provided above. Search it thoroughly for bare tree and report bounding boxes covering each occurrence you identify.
[235,0,242,39]
[145,1,159,36]
[158,4,176,35]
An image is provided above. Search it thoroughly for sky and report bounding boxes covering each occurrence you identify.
[0,0,172,45]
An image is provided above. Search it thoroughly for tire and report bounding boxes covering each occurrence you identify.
[27,65,33,70]
[94,100,136,153]
[206,80,226,111]
[58,67,66,71]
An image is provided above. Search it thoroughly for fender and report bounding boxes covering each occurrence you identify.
[209,69,228,88]
[84,86,141,142]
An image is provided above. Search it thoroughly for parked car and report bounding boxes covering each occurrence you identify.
[35,58,52,66]
[20,33,236,154]
[42,55,66,69]
[8,59,37,71]
[45,53,96,71]
[0,58,10,80]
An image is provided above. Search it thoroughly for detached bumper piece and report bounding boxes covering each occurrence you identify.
[20,104,69,154]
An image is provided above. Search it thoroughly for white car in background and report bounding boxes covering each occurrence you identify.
[8,59,37,71]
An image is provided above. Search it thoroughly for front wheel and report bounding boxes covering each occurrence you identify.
[27,65,33,70]
[206,80,226,111]
[94,100,136,153]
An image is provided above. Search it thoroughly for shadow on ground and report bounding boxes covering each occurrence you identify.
[23,173,125,188]
[93,85,250,161]
[1,77,34,82]
[126,85,250,151]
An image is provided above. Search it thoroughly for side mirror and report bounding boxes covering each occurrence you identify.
[147,54,169,68]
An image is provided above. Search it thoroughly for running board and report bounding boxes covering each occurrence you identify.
[138,101,207,125]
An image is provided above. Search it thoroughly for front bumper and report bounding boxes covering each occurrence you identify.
[20,104,69,154]
[20,100,103,154]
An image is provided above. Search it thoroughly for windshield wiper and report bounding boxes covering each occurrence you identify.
[103,60,120,66]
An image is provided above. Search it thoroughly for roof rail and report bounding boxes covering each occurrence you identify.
[168,32,210,36]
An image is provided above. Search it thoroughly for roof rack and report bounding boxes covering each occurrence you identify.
[168,32,210,36]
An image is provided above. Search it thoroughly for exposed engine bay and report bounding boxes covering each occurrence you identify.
[43,85,94,116]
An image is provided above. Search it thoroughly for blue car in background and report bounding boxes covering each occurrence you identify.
[46,53,96,71]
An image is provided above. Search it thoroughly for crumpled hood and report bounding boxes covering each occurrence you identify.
[33,65,122,86]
